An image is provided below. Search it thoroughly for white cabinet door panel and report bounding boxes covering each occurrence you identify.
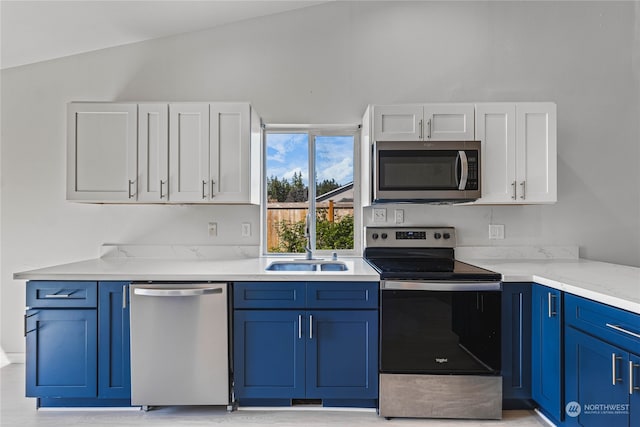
[373,105,423,141]
[424,104,475,141]
[138,104,169,202]
[67,103,137,201]
[169,104,210,202]
[475,103,516,203]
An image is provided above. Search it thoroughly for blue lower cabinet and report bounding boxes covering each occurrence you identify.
[25,308,98,398]
[233,310,306,399]
[532,283,563,422]
[306,310,378,400]
[565,327,631,426]
[501,283,532,407]
[98,282,131,399]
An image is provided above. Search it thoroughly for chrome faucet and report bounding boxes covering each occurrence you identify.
[304,213,313,260]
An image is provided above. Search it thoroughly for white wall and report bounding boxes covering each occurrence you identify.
[1,1,638,355]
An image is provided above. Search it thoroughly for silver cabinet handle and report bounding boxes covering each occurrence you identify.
[309,314,313,339]
[606,323,640,339]
[630,361,640,395]
[128,179,136,199]
[427,118,432,139]
[512,181,517,200]
[298,314,302,339]
[122,285,127,309]
[202,180,207,199]
[44,290,74,298]
[134,287,223,297]
[520,181,526,200]
[418,119,423,140]
[612,353,623,385]
[210,179,215,199]
[159,180,166,199]
[547,292,557,318]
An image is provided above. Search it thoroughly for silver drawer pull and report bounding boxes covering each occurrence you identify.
[612,353,623,385]
[630,361,640,395]
[134,287,223,297]
[44,290,75,298]
[606,323,640,339]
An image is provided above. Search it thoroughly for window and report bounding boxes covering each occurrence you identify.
[264,126,360,255]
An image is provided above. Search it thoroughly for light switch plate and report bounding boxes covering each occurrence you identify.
[373,208,387,222]
[208,222,218,237]
[489,224,505,240]
[241,223,251,237]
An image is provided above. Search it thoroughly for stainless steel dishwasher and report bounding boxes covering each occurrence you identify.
[129,283,229,410]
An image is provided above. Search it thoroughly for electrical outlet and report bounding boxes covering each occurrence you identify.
[394,209,404,224]
[489,224,505,240]
[208,222,218,237]
[241,223,251,237]
[373,208,387,222]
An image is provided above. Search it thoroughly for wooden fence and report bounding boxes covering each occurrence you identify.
[266,202,354,251]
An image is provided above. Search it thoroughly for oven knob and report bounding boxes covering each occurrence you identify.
[381,233,388,239]
[443,232,451,239]
[371,233,379,240]
[434,233,442,239]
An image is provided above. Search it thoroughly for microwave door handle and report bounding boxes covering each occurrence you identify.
[457,150,469,190]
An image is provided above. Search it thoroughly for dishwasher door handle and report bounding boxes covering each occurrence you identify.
[133,287,223,297]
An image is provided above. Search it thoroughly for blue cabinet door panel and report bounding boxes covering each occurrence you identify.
[25,309,97,397]
[98,282,131,399]
[234,282,306,309]
[501,283,532,402]
[565,327,630,427]
[234,310,305,398]
[26,281,97,308]
[306,310,378,399]
[532,284,562,421]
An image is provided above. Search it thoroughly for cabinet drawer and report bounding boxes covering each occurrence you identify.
[565,293,640,355]
[234,282,306,309]
[26,281,97,308]
[307,282,379,309]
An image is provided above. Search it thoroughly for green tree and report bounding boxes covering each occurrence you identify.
[316,178,340,197]
[267,176,291,202]
[285,171,308,202]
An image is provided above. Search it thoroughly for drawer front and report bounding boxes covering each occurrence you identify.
[26,281,98,308]
[234,282,306,309]
[307,282,379,309]
[565,293,640,355]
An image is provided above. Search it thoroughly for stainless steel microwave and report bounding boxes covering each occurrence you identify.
[373,140,481,202]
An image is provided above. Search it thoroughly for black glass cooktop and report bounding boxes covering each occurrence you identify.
[364,247,501,281]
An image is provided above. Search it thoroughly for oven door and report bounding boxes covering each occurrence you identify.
[380,281,501,376]
[373,140,480,202]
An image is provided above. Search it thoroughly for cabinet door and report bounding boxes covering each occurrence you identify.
[210,103,251,202]
[306,310,378,399]
[565,328,630,427]
[474,103,517,203]
[515,103,557,203]
[138,104,169,202]
[423,103,475,141]
[98,282,131,399]
[373,105,423,141]
[169,103,210,202]
[233,310,305,399]
[532,284,563,421]
[25,309,97,397]
[67,103,137,202]
[631,353,640,427]
[501,283,532,405]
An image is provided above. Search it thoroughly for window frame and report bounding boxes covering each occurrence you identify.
[261,124,362,256]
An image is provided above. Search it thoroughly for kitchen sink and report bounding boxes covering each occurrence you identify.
[265,260,348,272]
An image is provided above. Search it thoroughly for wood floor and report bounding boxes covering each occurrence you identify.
[1,364,550,426]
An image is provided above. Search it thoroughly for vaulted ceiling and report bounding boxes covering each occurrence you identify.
[0,1,328,70]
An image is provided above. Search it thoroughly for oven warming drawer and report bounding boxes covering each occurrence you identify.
[379,373,502,419]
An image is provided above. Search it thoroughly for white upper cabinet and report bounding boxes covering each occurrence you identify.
[169,103,211,203]
[68,101,260,204]
[372,104,474,141]
[474,102,556,204]
[138,104,169,202]
[67,103,137,202]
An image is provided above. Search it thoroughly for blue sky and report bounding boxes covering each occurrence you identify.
[266,133,354,186]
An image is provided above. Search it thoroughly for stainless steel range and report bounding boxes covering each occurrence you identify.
[364,227,503,420]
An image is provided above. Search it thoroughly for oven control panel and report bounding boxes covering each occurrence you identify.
[365,227,456,248]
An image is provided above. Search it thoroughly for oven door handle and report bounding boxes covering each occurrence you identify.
[382,281,501,291]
